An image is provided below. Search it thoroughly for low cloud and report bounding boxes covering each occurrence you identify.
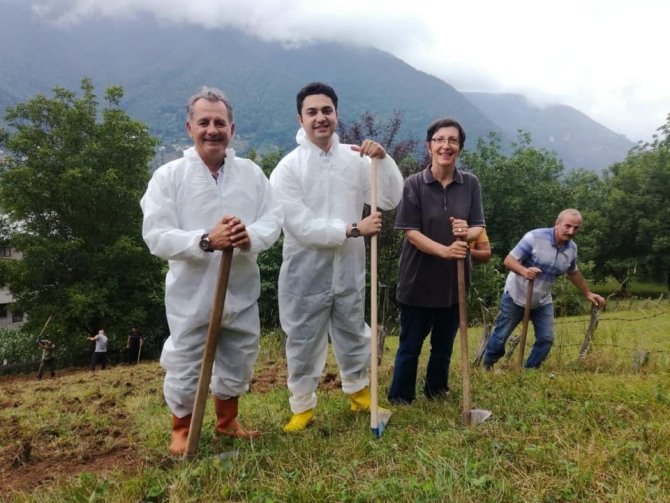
[31,0,670,142]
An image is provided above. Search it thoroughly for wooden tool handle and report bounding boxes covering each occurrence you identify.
[185,248,234,458]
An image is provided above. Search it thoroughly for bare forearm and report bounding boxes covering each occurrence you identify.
[504,254,526,276]
[406,229,467,260]
[504,254,540,280]
[406,230,449,258]
[466,226,483,243]
[568,270,606,307]
[471,245,491,264]
[567,270,590,296]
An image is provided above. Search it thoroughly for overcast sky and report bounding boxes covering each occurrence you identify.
[33,0,669,143]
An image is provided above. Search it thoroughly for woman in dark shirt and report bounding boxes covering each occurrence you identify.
[388,118,485,404]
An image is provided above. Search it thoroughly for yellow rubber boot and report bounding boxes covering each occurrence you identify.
[350,387,391,416]
[283,409,314,433]
[350,387,371,411]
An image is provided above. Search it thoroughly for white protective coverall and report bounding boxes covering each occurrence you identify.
[270,129,403,413]
[141,147,282,418]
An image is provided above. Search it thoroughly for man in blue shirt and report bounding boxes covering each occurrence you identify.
[483,209,605,369]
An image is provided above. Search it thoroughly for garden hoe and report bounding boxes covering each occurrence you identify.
[34,315,53,344]
[370,158,391,438]
[516,279,534,371]
[185,248,234,459]
[456,246,491,426]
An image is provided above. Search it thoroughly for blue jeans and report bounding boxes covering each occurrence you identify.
[387,304,460,404]
[483,291,555,369]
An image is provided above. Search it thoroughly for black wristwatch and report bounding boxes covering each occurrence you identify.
[350,223,361,238]
[199,233,214,252]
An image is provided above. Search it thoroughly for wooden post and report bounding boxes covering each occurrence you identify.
[578,305,601,358]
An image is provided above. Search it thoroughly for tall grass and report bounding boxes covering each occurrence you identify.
[2,304,669,502]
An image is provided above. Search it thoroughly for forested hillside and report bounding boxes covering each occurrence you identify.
[0,1,631,171]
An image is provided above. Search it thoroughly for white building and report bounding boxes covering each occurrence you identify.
[0,245,24,328]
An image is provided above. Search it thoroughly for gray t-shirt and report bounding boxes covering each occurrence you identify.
[395,167,485,308]
[40,340,55,360]
[94,333,108,352]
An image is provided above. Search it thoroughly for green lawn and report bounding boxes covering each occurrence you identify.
[2,303,669,502]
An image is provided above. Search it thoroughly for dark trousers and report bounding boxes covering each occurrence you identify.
[91,352,107,370]
[388,303,460,404]
[128,345,140,364]
[37,358,56,378]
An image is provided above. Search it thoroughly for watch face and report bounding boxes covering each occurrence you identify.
[199,234,212,252]
[351,226,360,238]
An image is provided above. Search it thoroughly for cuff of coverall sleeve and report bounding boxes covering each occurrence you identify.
[194,229,207,253]
[334,220,348,243]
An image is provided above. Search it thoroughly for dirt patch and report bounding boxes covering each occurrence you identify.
[251,361,342,393]
[1,444,142,494]
[250,361,287,393]
[319,372,342,391]
[0,364,156,496]
[1,361,344,495]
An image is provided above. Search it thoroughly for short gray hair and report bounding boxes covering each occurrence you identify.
[186,86,234,123]
[556,208,582,223]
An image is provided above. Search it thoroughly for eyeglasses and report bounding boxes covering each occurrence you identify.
[430,137,460,147]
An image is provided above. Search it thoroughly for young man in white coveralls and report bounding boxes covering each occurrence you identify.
[141,87,282,455]
[270,82,403,432]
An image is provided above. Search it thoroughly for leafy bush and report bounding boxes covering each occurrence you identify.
[0,327,39,363]
[468,255,506,324]
[258,239,282,328]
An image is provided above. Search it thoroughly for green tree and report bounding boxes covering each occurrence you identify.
[596,115,670,291]
[256,149,285,328]
[0,78,165,351]
[337,110,419,165]
[560,168,607,266]
[338,111,420,326]
[460,131,567,257]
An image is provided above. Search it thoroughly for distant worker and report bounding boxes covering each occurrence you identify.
[36,338,56,379]
[483,209,605,369]
[88,329,108,372]
[127,326,143,364]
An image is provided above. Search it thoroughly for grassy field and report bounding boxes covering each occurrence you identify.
[1,301,669,502]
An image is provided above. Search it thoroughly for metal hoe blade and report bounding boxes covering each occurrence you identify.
[371,409,392,439]
[469,408,492,425]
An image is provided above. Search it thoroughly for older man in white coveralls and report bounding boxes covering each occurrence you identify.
[141,87,282,455]
[270,82,403,432]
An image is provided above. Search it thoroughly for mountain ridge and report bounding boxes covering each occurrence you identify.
[0,2,632,172]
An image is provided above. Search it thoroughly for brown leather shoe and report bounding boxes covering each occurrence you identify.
[214,397,261,439]
[169,414,192,456]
